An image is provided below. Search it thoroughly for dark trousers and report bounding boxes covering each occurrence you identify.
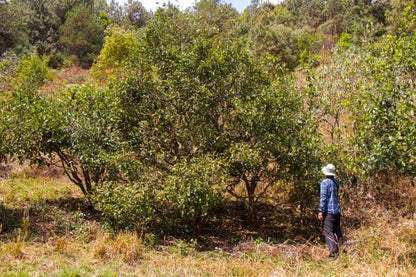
[323,213,343,253]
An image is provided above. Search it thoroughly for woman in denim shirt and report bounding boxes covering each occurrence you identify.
[318,164,344,258]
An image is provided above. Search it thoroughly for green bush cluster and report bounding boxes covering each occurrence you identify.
[93,156,225,233]
[312,1,416,182]
[1,2,415,233]
[0,7,323,231]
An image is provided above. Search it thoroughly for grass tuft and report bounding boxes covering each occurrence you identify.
[1,237,26,261]
[53,236,70,254]
[90,232,143,264]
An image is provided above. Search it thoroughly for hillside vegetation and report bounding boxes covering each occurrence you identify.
[0,165,415,275]
[0,0,415,275]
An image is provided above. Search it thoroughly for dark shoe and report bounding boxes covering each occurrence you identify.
[329,252,339,259]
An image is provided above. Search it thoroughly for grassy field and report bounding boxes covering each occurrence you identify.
[0,164,415,276]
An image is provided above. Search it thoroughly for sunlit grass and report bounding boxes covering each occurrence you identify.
[1,175,415,276]
[0,232,414,276]
[0,232,415,276]
[0,177,82,206]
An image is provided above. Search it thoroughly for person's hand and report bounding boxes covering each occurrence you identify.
[318,212,324,221]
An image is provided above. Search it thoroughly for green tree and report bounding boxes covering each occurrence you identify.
[59,2,105,68]
[225,72,322,222]
[2,4,324,230]
[112,7,322,224]
[193,0,239,36]
[312,2,416,181]
[161,156,226,233]
[0,53,51,165]
[107,0,151,29]
[0,53,126,197]
[52,0,108,25]
[350,3,416,178]
[50,84,127,196]
[26,0,60,57]
[251,22,310,69]
[90,25,139,81]
[282,0,326,28]
[124,0,150,28]
[243,2,320,69]
[0,0,27,55]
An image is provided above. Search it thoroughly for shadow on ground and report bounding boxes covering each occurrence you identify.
[0,196,361,250]
[0,197,99,242]
[0,205,23,234]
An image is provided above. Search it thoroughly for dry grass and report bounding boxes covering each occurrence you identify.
[1,223,414,276]
[43,66,93,94]
[0,220,415,276]
[1,166,416,276]
[90,232,144,264]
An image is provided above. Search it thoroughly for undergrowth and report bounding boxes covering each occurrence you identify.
[0,164,415,276]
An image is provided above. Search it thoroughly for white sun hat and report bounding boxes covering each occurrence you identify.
[322,164,336,176]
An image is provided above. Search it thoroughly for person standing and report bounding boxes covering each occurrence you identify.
[318,163,344,258]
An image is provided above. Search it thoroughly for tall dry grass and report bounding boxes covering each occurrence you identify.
[1,163,416,276]
[1,213,414,276]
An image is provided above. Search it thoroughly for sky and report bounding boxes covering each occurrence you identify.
[113,0,282,13]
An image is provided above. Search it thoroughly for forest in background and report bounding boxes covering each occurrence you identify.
[1,0,408,69]
[0,0,415,239]
[0,0,416,275]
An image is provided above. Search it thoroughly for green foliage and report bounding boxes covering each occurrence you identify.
[0,0,405,72]
[194,0,239,36]
[351,22,416,177]
[225,73,322,220]
[0,53,50,163]
[55,85,126,189]
[118,6,257,162]
[251,23,302,68]
[12,53,50,90]
[0,0,27,55]
[1,57,127,197]
[123,0,151,29]
[107,0,151,30]
[90,25,139,81]
[26,0,60,57]
[162,156,225,232]
[92,156,225,233]
[92,180,158,230]
[0,51,20,94]
[5,0,415,232]
[337,32,352,49]
[244,3,323,70]
[312,2,416,181]
[100,11,112,28]
[385,0,410,35]
[282,0,326,28]
[59,3,105,68]
[108,7,322,224]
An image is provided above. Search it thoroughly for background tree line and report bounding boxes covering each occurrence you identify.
[1,0,405,68]
[0,0,150,67]
[0,0,415,234]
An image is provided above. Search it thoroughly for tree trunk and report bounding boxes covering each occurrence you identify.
[246,179,258,226]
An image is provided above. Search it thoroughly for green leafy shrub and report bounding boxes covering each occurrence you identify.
[347,6,416,179]
[92,180,158,231]
[1,69,127,198]
[12,53,50,90]
[0,53,50,164]
[93,156,225,233]
[312,2,416,184]
[90,25,139,82]
[162,156,226,232]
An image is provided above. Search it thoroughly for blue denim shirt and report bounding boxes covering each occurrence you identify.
[318,177,341,214]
